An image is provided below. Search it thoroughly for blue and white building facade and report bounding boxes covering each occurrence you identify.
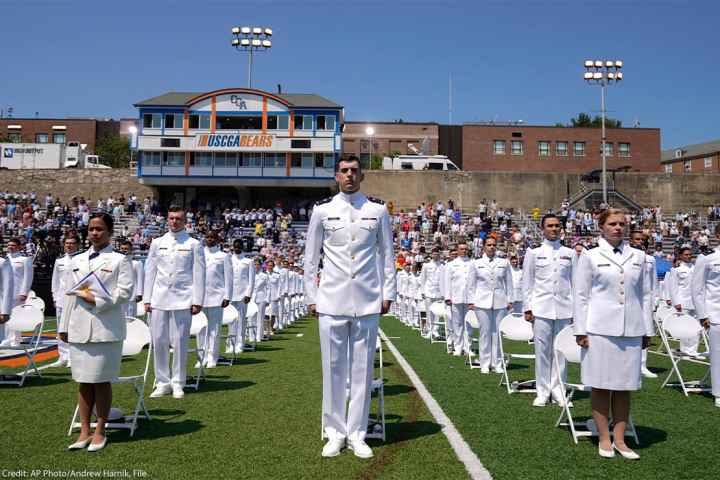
[133,88,342,200]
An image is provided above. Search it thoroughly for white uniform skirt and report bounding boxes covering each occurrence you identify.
[581,334,642,391]
[69,341,123,384]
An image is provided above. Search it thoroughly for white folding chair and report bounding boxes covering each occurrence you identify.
[498,312,536,394]
[68,317,153,437]
[659,312,712,396]
[366,335,386,441]
[553,326,639,445]
[465,310,482,369]
[187,311,208,391]
[244,301,258,352]
[135,300,147,319]
[430,301,448,344]
[219,305,239,366]
[25,296,45,312]
[653,304,674,354]
[0,305,45,387]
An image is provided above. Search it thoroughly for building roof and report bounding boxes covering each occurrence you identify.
[134,91,342,109]
[661,138,720,162]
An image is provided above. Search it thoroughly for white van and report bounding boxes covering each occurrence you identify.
[381,155,460,171]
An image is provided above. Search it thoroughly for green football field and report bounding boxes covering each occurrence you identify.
[2,315,718,479]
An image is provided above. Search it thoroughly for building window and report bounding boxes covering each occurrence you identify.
[291,153,313,168]
[164,113,183,129]
[239,152,262,168]
[511,140,523,155]
[603,143,613,156]
[704,157,713,169]
[216,115,262,130]
[493,140,505,155]
[164,152,185,167]
[556,141,568,156]
[314,153,335,168]
[573,142,585,156]
[53,133,66,144]
[538,141,550,157]
[278,115,289,130]
[618,142,630,157]
[664,164,672,173]
[7,133,21,143]
[263,153,285,168]
[267,115,290,130]
[294,115,313,130]
[189,114,211,129]
[192,152,213,167]
[35,133,49,143]
[684,160,692,172]
[142,151,162,167]
[143,113,162,129]
[267,115,278,129]
[316,115,336,131]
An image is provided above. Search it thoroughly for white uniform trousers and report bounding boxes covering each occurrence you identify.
[533,317,571,400]
[198,306,222,365]
[319,313,379,442]
[278,297,287,329]
[424,298,442,336]
[151,309,191,389]
[270,301,280,329]
[450,304,470,354]
[680,309,700,356]
[56,307,70,364]
[1,301,22,346]
[229,301,248,351]
[255,302,267,342]
[474,308,505,369]
[709,324,720,398]
[444,305,455,347]
[122,301,137,319]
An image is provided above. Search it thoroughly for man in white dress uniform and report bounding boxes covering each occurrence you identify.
[1,238,34,347]
[420,247,444,339]
[444,243,474,356]
[666,247,700,356]
[201,231,232,368]
[230,239,255,353]
[629,231,659,378]
[0,254,14,350]
[144,206,206,399]
[522,214,574,405]
[691,224,720,408]
[305,156,396,459]
[119,240,143,319]
[50,235,80,367]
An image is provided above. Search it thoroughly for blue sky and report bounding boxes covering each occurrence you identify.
[1,0,718,148]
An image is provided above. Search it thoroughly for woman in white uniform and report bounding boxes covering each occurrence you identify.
[573,208,653,460]
[59,213,134,452]
[267,260,280,335]
[252,257,269,341]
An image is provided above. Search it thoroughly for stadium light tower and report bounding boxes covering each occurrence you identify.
[365,126,375,170]
[583,59,623,205]
[231,26,273,88]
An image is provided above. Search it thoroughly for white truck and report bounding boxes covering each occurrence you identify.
[0,142,110,169]
[381,155,460,171]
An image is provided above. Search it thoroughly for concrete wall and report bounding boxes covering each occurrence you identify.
[0,169,155,203]
[362,171,720,213]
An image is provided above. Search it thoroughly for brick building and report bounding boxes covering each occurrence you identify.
[0,118,120,153]
[661,139,720,174]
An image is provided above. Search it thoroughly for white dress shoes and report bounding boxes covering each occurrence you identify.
[598,445,615,458]
[347,438,373,459]
[321,438,345,458]
[172,387,185,399]
[532,396,548,407]
[613,443,640,460]
[149,385,172,398]
[480,367,490,374]
[67,437,92,451]
[641,367,658,378]
[87,437,107,452]
[715,397,720,408]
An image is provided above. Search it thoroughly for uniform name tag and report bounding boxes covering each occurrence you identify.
[159,247,168,250]
[72,268,79,272]
[327,217,340,220]
[598,264,610,267]
[477,265,485,268]
[560,256,571,260]
[632,263,641,267]
[362,217,377,220]
[537,256,547,260]
[101,268,112,273]
[713,264,720,267]
[178,248,191,252]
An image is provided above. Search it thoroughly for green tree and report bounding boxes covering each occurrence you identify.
[94,133,130,168]
[569,112,622,128]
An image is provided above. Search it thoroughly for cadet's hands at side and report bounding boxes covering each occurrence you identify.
[576,335,589,348]
[243,296,251,304]
[309,304,317,317]
[381,300,392,315]
[59,332,68,343]
[642,336,651,349]
[221,299,230,308]
[524,311,534,323]
[191,305,202,315]
[0,314,9,324]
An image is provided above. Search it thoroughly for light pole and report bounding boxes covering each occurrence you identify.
[365,126,375,170]
[128,125,138,172]
[583,59,623,205]
[231,26,273,88]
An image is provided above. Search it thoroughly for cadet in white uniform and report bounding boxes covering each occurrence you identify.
[230,239,255,352]
[468,236,513,373]
[444,242,474,356]
[629,231,659,379]
[420,247,444,338]
[305,156,395,459]
[119,240,143,318]
[277,259,289,329]
[201,231,232,368]
[251,258,269,342]
[144,207,206,400]
[50,236,80,367]
[398,264,411,325]
[267,260,281,334]
[0,255,14,348]
[522,214,574,405]
[666,247,700,356]
[509,256,523,313]
[1,238,34,347]
[573,209,653,460]
[691,224,720,408]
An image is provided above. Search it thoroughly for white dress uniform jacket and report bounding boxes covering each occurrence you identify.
[667,262,695,310]
[269,270,281,302]
[203,246,233,307]
[468,255,513,309]
[132,259,144,301]
[143,230,205,310]
[58,246,134,343]
[0,257,14,315]
[573,239,653,337]
[510,267,523,304]
[443,257,473,304]
[8,252,33,306]
[253,271,270,304]
[522,240,575,319]
[231,254,255,301]
[692,248,720,323]
[397,270,408,298]
[304,192,396,316]
[420,260,443,299]
[52,253,74,309]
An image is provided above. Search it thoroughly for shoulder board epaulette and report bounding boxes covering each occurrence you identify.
[586,245,598,250]
[367,196,385,205]
[314,197,333,206]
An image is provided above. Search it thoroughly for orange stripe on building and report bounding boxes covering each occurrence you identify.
[184,151,190,176]
[261,96,268,133]
[211,96,217,133]
[288,111,294,137]
[285,152,291,177]
[183,109,189,136]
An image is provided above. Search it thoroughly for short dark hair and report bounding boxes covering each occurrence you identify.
[8,237,22,246]
[679,246,692,256]
[540,213,559,228]
[120,239,133,248]
[335,155,362,173]
[715,223,720,236]
[89,212,114,232]
[168,205,185,214]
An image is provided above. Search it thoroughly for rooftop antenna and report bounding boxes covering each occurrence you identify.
[448,72,453,125]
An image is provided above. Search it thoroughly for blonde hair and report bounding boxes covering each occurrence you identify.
[598,208,626,227]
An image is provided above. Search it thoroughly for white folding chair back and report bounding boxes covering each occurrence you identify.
[25,296,45,312]
[0,305,45,387]
[136,301,146,317]
[553,326,639,445]
[429,301,448,343]
[498,312,536,394]
[664,312,703,340]
[220,304,239,365]
[660,312,711,396]
[244,301,259,351]
[430,302,446,319]
[223,304,239,324]
[69,317,153,437]
[465,310,479,329]
[187,312,208,390]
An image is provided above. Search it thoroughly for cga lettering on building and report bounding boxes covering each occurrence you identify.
[196,134,273,148]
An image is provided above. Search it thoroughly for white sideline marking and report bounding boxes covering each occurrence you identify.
[296,334,304,337]
[379,329,492,480]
